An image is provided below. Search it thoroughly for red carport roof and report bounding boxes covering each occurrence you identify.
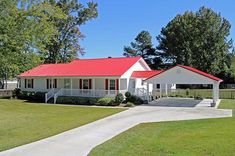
[146,65,222,82]
[131,70,163,78]
[19,57,142,77]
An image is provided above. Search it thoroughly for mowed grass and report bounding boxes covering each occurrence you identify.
[218,99,235,109]
[0,99,124,152]
[89,99,235,156]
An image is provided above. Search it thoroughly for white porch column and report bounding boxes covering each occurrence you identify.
[70,78,73,96]
[213,82,220,105]
[165,84,168,98]
[159,84,162,98]
[51,78,54,89]
[118,79,121,93]
[146,82,149,102]
[153,83,156,100]
[92,79,95,97]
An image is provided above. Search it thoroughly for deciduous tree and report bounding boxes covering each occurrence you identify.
[42,0,98,63]
[157,7,233,76]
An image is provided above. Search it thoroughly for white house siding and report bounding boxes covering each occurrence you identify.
[147,66,217,84]
[72,79,79,89]
[36,77,46,91]
[120,79,127,90]
[121,58,151,92]
[133,78,153,93]
[20,77,50,92]
[58,78,64,89]
[20,77,128,93]
[95,78,104,90]
[121,59,150,79]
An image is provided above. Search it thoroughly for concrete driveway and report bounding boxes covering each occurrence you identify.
[0,99,232,156]
[148,98,215,107]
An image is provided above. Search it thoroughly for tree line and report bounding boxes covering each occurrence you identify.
[124,7,235,83]
[0,0,98,87]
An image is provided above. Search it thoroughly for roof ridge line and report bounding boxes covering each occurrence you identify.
[73,56,141,61]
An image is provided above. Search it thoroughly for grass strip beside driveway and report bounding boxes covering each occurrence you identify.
[89,99,235,156]
[0,99,124,151]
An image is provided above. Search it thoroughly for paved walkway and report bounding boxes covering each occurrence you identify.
[0,99,232,156]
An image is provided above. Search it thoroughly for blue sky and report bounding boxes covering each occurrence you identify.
[79,0,235,59]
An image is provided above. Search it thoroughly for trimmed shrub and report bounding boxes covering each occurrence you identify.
[97,97,115,106]
[56,96,98,105]
[17,91,46,102]
[194,96,204,100]
[125,92,131,98]
[115,93,124,104]
[12,88,22,98]
[33,92,45,102]
[125,102,134,107]
[126,95,144,105]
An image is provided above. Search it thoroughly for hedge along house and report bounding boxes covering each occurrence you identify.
[19,57,173,103]
[145,65,223,105]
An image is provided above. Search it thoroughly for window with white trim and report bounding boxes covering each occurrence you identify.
[46,79,57,89]
[64,79,71,89]
[25,79,34,88]
[156,84,160,89]
[83,79,89,89]
[109,79,116,90]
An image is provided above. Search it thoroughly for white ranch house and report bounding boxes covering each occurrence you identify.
[18,56,222,105]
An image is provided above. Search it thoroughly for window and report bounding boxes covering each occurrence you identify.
[53,79,57,88]
[156,84,160,89]
[83,79,89,89]
[18,78,21,88]
[109,79,116,90]
[46,79,57,89]
[64,79,71,89]
[25,79,34,88]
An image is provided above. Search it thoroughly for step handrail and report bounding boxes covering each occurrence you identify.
[45,89,54,103]
[54,88,63,104]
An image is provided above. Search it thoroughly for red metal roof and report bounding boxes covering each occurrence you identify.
[146,65,222,82]
[131,70,163,78]
[19,57,142,77]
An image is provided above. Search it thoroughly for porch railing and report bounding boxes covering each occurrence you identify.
[47,88,151,104]
[45,88,54,103]
[133,88,150,101]
[53,88,127,104]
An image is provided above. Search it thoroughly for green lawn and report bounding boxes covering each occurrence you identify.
[0,99,124,152]
[89,99,235,156]
[218,99,235,109]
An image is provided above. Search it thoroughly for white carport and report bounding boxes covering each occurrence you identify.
[145,65,223,105]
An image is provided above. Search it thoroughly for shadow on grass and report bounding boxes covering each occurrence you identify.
[148,98,203,107]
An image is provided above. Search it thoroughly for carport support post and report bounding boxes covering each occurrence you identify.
[165,84,168,98]
[159,84,162,98]
[153,83,157,100]
[212,82,219,106]
[146,82,150,102]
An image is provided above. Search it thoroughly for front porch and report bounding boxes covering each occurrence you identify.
[44,77,128,103]
[47,88,127,104]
